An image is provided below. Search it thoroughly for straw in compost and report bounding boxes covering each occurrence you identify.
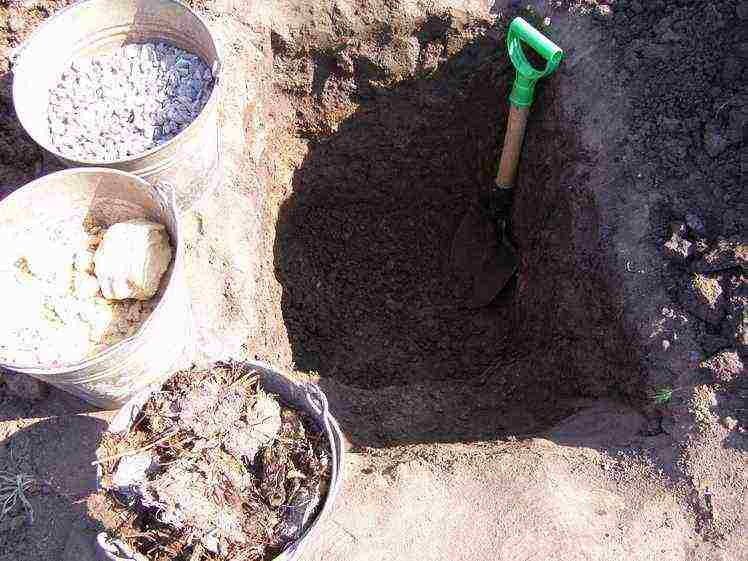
[93,364,331,561]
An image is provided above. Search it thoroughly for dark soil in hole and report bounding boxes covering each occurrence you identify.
[276,33,524,388]
[273,20,644,444]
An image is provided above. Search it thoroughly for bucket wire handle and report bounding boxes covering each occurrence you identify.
[277,384,343,557]
[304,385,340,484]
[153,181,178,210]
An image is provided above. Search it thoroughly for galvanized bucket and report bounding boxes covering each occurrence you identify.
[0,168,192,409]
[95,361,346,561]
[11,0,222,212]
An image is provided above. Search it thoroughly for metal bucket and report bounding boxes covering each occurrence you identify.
[0,168,192,409]
[95,361,346,561]
[11,0,222,212]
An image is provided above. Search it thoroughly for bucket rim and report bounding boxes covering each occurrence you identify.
[0,167,182,375]
[11,0,222,168]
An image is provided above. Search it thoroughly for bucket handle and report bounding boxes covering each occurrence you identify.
[304,385,342,488]
[153,181,178,209]
[271,384,345,561]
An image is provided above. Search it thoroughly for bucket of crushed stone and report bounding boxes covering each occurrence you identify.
[95,361,345,561]
[11,0,221,212]
[0,168,192,409]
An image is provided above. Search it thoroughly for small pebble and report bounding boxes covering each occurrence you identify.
[685,213,706,236]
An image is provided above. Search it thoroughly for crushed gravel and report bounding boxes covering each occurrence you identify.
[47,42,214,162]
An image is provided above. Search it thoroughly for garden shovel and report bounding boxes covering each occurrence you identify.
[452,17,563,308]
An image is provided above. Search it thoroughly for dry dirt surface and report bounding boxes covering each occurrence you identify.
[0,0,746,560]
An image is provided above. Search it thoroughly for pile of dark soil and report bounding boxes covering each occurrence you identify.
[591,0,747,429]
[93,365,331,561]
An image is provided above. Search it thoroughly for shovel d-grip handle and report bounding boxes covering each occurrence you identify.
[496,18,563,188]
[507,17,563,108]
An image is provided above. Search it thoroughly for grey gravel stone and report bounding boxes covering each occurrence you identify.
[48,42,214,162]
[685,213,706,236]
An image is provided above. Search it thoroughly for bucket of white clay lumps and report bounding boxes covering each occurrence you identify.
[0,168,191,409]
[93,361,345,561]
[11,0,222,211]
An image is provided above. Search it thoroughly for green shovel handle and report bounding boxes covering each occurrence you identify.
[507,17,564,108]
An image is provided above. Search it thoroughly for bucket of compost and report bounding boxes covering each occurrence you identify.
[92,361,344,561]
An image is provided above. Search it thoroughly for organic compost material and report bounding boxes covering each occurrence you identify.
[48,42,214,161]
[0,218,171,366]
[94,364,331,561]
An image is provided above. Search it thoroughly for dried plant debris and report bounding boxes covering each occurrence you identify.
[0,471,37,523]
[94,365,331,561]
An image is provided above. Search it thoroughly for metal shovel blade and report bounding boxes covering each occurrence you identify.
[468,235,517,308]
[451,206,518,308]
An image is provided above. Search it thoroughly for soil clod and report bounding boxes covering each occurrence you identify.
[699,350,743,384]
[679,273,726,326]
[691,237,747,273]
[664,232,694,263]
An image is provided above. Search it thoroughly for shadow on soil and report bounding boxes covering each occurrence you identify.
[274,27,647,448]
[0,72,50,201]
[0,387,106,561]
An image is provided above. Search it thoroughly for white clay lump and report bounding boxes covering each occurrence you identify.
[94,219,173,301]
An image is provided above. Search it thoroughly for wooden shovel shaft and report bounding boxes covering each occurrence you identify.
[495,104,529,189]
